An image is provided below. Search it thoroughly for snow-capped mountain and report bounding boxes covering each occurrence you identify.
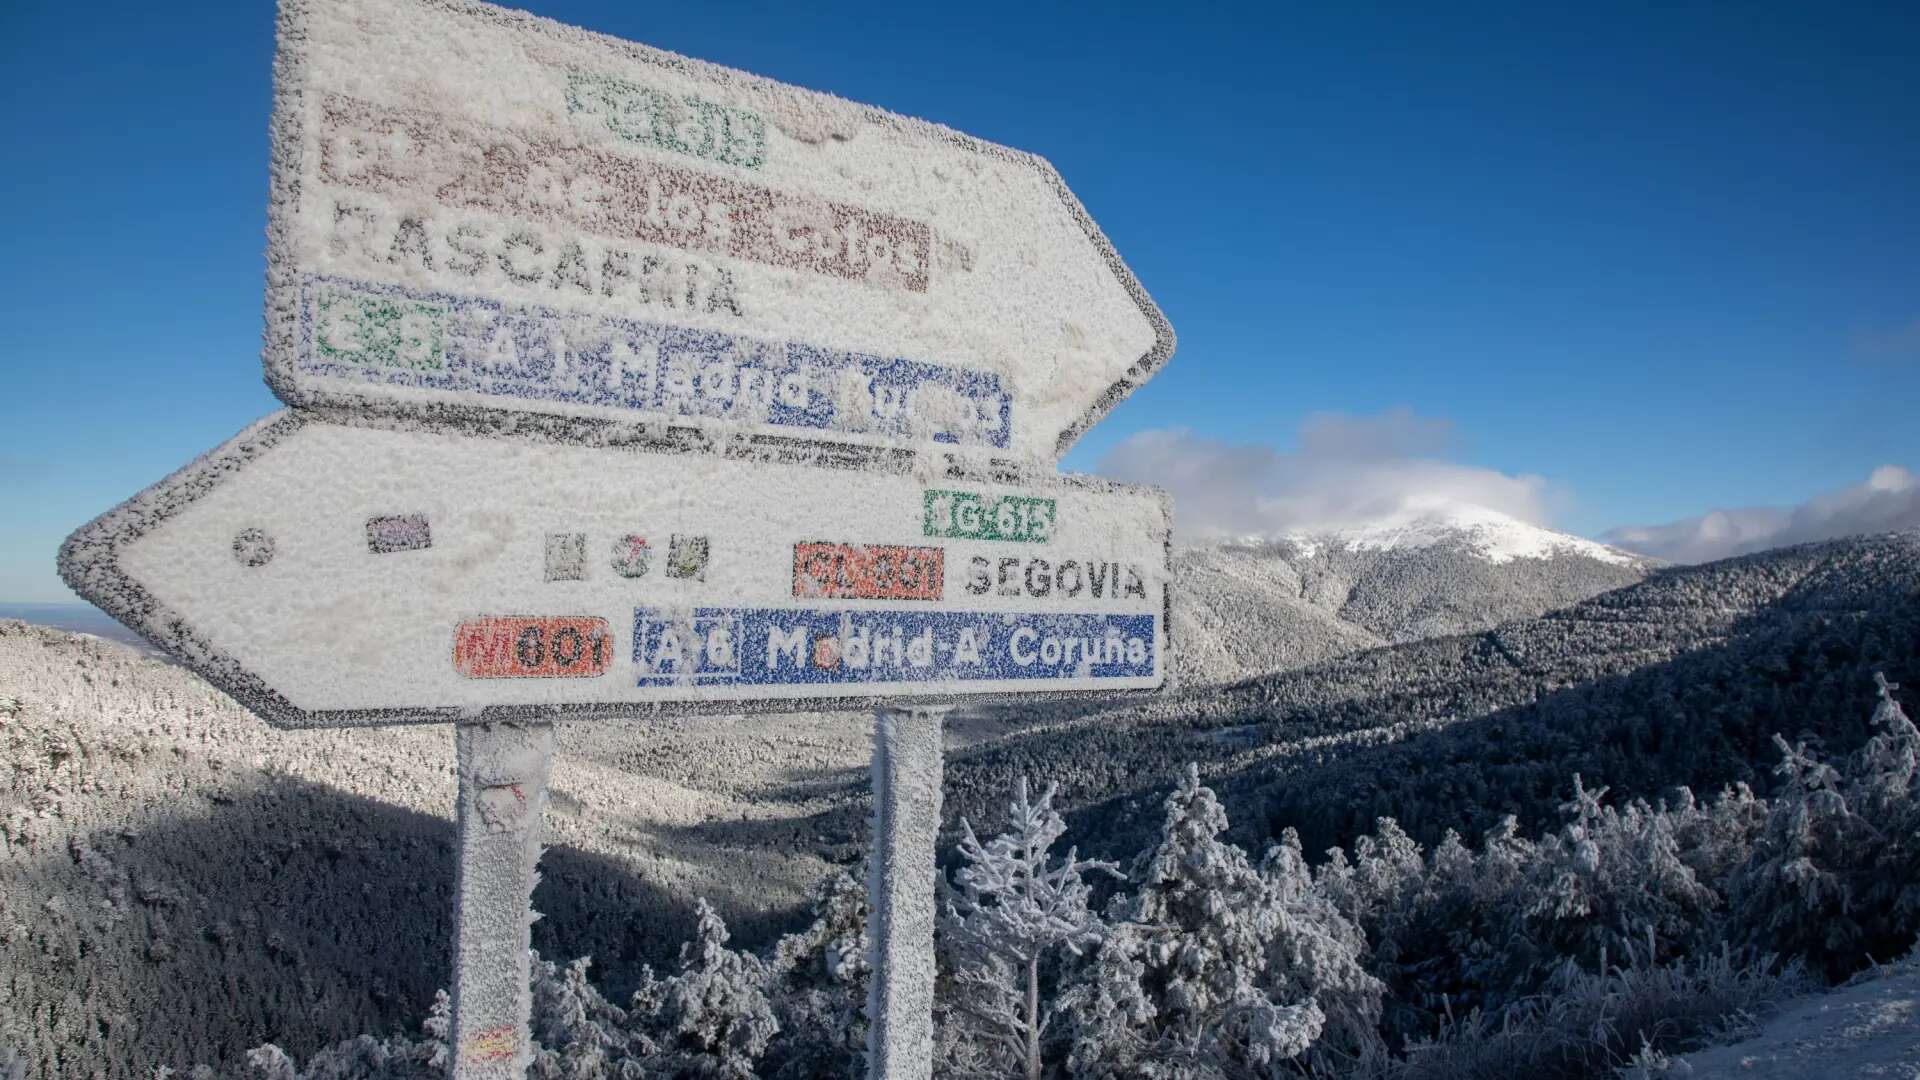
[1281,502,1644,567]
[1173,504,1653,685]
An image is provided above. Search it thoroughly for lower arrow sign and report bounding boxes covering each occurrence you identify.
[60,412,1171,728]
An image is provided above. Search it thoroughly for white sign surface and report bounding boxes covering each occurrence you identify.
[265,0,1173,462]
[61,413,1170,728]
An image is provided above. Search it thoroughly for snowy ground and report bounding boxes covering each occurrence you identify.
[1671,959,1920,1079]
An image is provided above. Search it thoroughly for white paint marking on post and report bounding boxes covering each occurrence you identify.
[451,720,555,1079]
[867,705,947,1080]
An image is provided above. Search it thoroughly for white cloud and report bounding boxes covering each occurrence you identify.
[1601,465,1920,564]
[1096,409,1554,541]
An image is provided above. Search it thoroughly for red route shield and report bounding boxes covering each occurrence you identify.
[793,542,944,601]
[453,616,611,679]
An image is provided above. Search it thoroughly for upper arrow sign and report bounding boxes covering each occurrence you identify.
[264,0,1174,462]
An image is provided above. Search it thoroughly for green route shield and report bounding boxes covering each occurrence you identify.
[922,489,1057,544]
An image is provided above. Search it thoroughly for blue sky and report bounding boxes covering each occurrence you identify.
[2,1,1916,600]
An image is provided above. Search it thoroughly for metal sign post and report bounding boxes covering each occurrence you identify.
[867,706,948,1080]
[62,0,1176,1073]
[450,721,555,1077]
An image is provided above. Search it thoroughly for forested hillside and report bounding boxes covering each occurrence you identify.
[954,533,1920,863]
[234,672,1920,1079]
[4,532,1914,1077]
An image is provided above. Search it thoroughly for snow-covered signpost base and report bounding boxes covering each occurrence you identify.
[451,721,556,1079]
[868,706,948,1080]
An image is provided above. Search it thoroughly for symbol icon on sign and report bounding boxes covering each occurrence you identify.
[366,514,432,554]
[545,533,588,581]
[232,528,276,568]
[611,534,651,578]
[666,535,709,580]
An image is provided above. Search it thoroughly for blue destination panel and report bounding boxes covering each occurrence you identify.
[296,275,1012,448]
[631,607,1156,687]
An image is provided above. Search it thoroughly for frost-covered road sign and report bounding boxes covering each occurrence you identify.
[60,412,1170,729]
[266,0,1172,462]
[67,2,1176,1072]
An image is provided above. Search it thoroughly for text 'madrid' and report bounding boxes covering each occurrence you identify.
[631,609,1155,687]
[298,276,1012,447]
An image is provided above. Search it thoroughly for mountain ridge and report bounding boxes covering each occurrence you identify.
[1171,504,1653,685]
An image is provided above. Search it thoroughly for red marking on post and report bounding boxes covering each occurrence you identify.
[793,542,944,600]
[462,1024,516,1063]
[453,617,611,679]
[320,94,933,293]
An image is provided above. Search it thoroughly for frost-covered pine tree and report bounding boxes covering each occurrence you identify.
[1257,829,1385,1074]
[630,899,779,1079]
[941,777,1121,1079]
[528,955,628,1079]
[764,871,871,1080]
[1066,766,1369,1078]
[1732,733,1861,975]
[1852,674,1920,955]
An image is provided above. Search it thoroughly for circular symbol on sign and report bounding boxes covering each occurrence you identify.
[232,529,275,568]
[611,535,651,578]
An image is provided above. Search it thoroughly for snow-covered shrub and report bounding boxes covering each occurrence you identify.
[1381,946,1808,1080]
[1513,776,1717,981]
[241,992,449,1079]
[940,777,1120,1080]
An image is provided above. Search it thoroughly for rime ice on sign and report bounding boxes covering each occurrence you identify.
[266,0,1171,460]
[61,412,1170,728]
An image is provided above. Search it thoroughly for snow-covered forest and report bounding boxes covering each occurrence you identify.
[189,674,1919,1079]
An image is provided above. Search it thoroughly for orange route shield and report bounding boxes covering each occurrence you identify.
[793,542,944,601]
[453,616,611,679]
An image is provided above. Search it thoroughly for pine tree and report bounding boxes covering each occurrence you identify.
[1259,829,1385,1074]
[1852,674,1920,955]
[764,871,870,1080]
[1732,734,1862,975]
[942,777,1121,1080]
[1066,766,1360,1078]
[528,956,627,1079]
[631,900,779,1079]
